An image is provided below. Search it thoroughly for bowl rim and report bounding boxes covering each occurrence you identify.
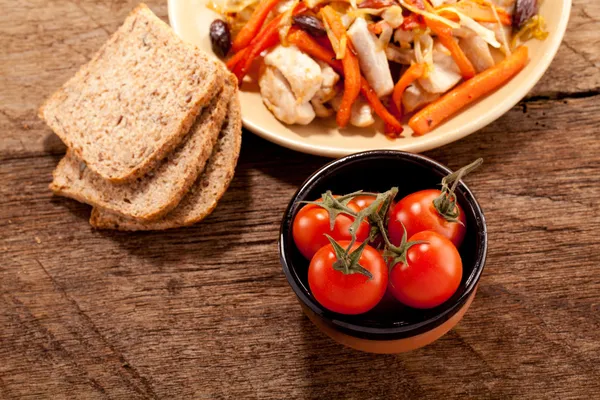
[279,150,488,340]
[168,0,572,157]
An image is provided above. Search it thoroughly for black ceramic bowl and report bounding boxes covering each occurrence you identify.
[279,150,487,353]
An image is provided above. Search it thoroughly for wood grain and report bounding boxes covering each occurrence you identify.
[1,0,599,399]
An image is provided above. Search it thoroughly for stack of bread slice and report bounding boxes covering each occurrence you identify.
[39,4,242,231]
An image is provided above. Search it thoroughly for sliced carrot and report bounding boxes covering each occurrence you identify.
[226,48,249,71]
[233,16,282,82]
[384,96,403,137]
[337,55,361,128]
[321,6,361,128]
[233,4,308,83]
[426,17,476,79]
[288,29,402,133]
[392,63,426,113]
[288,29,343,72]
[361,78,403,134]
[409,46,529,135]
[231,0,281,52]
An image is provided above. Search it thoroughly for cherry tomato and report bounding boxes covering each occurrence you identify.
[293,199,370,260]
[348,195,395,249]
[308,241,388,314]
[388,189,466,248]
[347,195,377,211]
[388,231,462,309]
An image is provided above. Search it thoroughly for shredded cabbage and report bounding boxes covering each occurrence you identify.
[382,5,404,29]
[207,0,260,14]
[278,0,299,45]
[399,0,460,29]
[511,15,549,49]
[322,14,347,59]
[341,13,356,29]
[348,7,385,18]
[414,33,434,75]
[376,21,394,51]
[437,6,501,48]
[305,0,327,8]
[490,3,511,55]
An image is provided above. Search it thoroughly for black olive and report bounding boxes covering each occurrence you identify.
[292,15,327,38]
[210,19,232,58]
[512,0,538,30]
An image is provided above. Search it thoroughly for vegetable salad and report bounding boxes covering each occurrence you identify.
[209,0,547,136]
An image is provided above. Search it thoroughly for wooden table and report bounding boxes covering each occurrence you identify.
[1,1,599,398]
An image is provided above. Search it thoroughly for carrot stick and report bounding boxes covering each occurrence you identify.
[288,29,402,133]
[233,4,308,83]
[361,78,403,134]
[231,0,281,52]
[426,18,476,79]
[288,29,343,72]
[384,96,403,137]
[233,16,282,82]
[392,63,426,112]
[321,6,361,128]
[226,48,249,71]
[409,46,529,135]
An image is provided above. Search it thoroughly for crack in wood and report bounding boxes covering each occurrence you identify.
[522,88,600,103]
[33,258,159,400]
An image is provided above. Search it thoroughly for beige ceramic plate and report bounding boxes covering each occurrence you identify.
[168,0,571,157]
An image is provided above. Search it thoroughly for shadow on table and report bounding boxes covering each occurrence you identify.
[296,314,427,399]
[239,132,329,188]
[89,162,254,267]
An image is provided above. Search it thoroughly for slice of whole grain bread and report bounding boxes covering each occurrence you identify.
[50,74,236,221]
[89,93,242,230]
[39,3,223,183]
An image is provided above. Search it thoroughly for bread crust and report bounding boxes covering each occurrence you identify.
[50,75,235,221]
[90,88,242,230]
[39,4,223,183]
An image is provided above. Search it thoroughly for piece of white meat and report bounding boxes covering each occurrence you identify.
[347,17,394,97]
[259,66,315,125]
[313,61,339,103]
[330,94,375,127]
[310,61,339,118]
[263,44,323,103]
[402,82,441,113]
[459,34,495,72]
[310,100,334,118]
[350,99,376,127]
[418,41,462,94]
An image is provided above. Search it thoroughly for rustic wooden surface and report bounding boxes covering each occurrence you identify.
[1,0,599,398]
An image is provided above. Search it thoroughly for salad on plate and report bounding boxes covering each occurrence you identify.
[209,0,547,136]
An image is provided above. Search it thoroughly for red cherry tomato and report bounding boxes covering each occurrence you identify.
[388,231,462,309]
[388,189,466,248]
[308,241,388,315]
[293,199,370,260]
[348,195,395,249]
[347,195,377,210]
